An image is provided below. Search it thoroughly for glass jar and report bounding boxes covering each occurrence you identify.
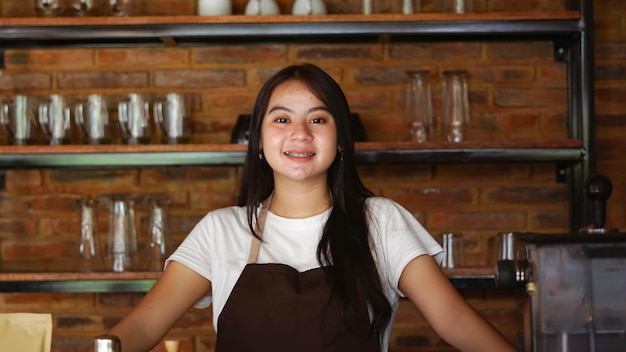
[404,70,433,142]
[441,70,469,142]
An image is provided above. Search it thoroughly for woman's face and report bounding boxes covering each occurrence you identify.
[260,79,338,185]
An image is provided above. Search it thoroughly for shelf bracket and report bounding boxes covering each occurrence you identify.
[0,47,5,69]
[0,170,5,190]
[554,41,569,62]
[555,163,568,183]
[160,37,177,47]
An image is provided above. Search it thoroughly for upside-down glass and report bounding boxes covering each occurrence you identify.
[35,0,66,16]
[444,0,472,13]
[405,70,433,142]
[67,0,101,16]
[38,94,73,145]
[440,233,464,269]
[144,197,170,271]
[153,93,191,144]
[75,94,111,144]
[441,70,469,142]
[118,93,151,144]
[0,95,39,145]
[77,198,103,272]
[402,0,421,14]
[105,195,139,272]
[107,0,134,16]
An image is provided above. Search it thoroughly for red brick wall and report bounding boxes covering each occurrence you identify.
[0,0,624,351]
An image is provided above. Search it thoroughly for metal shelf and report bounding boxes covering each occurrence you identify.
[0,141,584,168]
[0,13,582,49]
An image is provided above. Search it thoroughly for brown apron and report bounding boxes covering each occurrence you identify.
[215,201,381,352]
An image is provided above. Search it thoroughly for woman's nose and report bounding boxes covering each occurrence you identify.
[290,119,312,140]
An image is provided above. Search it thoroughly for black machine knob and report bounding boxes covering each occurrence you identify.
[495,259,528,288]
[584,174,613,231]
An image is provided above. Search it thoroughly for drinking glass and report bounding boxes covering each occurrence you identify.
[77,198,103,272]
[118,93,151,144]
[38,94,73,145]
[153,93,190,144]
[439,233,464,269]
[402,0,421,14]
[35,0,66,16]
[75,94,111,144]
[67,0,101,16]
[105,195,139,272]
[0,95,39,145]
[144,197,170,271]
[405,70,433,142]
[441,70,469,142]
[444,0,472,13]
[107,0,134,16]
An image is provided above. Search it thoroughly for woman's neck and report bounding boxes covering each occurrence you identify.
[269,186,332,219]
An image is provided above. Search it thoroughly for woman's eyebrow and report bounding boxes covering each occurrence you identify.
[267,106,329,114]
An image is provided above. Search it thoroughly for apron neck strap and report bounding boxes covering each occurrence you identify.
[247,196,271,264]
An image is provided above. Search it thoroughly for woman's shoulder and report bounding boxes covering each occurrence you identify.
[364,196,417,224]
[365,196,403,211]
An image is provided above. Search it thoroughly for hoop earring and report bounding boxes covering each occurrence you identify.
[259,150,264,160]
[339,149,344,162]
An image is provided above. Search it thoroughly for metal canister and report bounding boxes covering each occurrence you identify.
[94,334,121,352]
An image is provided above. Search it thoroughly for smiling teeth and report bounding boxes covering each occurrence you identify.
[284,151,315,157]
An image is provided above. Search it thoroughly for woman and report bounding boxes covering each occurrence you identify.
[107,63,516,351]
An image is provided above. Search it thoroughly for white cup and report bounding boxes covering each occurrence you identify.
[197,0,232,16]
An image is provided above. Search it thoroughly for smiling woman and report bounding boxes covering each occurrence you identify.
[105,63,517,352]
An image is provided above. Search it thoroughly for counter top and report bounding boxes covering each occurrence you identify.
[0,267,498,292]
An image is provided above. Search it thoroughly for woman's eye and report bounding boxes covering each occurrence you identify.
[275,117,289,123]
[310,117,325,124]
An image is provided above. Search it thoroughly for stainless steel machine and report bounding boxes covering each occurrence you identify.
[496,175,626,352]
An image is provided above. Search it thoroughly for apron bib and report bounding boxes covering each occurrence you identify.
[215,200,380,352]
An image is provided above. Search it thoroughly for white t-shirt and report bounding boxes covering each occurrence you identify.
[166,196,443,351]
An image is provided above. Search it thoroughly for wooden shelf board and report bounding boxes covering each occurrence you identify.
[0,12,580,27]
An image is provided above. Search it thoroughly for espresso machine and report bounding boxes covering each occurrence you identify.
[496,175,626,352]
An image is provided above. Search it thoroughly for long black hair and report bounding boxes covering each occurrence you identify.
[237,63,392,339]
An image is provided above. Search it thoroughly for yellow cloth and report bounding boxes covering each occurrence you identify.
[0,313,52,352]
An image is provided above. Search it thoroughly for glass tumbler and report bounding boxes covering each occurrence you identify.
[105,195,139,272]
[405,70,433,142]
[402,0,420,14]
[118,93,151,144]
[35,0,66,16]
[144,197,170,271]
[107,0,134,16]
[444,0,472,13]
[0,95,39,145]
[75,94,111,145]
[439,233,464,269]
[38,94,73,145]
[67,0,101,16]
[77,198,103,272]
[153,93,190,144]
[441,70,469,142]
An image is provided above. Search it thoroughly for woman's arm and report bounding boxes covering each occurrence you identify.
[398,255,517,352]
[107,261,212,352]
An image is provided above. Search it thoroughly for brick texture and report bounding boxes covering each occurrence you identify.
[0,0,624,351]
